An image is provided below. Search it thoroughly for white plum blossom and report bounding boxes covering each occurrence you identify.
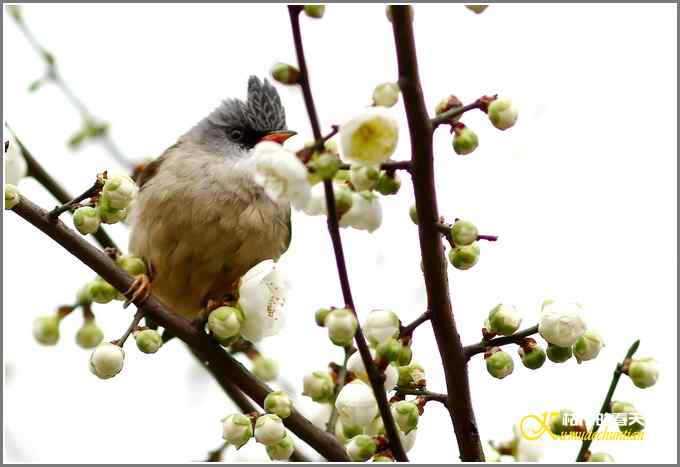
[488,97,519,130]
[339,108,399,165]
[627,357,659,388]
[102,175,138,209]
[346,349,398,390]
[89,342,125,379]
[222,413,254,448]
[334,380,379,428]
[538,301,587,347]
[372,82,400,108]
[238,260,288,342]
[4,135,27,185]
[339,191,382,232]
[364,309,400,346]
[254,414,286,446]
[251,141,311,209]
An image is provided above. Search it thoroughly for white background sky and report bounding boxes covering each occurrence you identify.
[3,3,677,463]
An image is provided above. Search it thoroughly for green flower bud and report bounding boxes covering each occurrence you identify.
[488,97,519,130]
[485,348,514,379]
[264,390,293,419]
[4,184,20,210]
[453,127,479,155]
[450,219,478,246]
[97,195,128,224]
[254,413,286,446]
[73,206,101,235]
[135,329,163,354]
[266,433,295,460]
[397,345,413,366]
[372,82,400,108]
[101,175,138,209]
[610,401,645,433]
[486,303,521,335]
[350,164,380,191]
[391,400,419,434]
[346,434,377,462]
[302,371,335,402]
[408,204,418,225]
[588,452,614,462]
[88,279,118,304]
[303,4,325,18]
[627,357,659,389]
[325,308,357,347]
[270,62,300,85]
[546,343,572,363]
[252,356,278,382]
[116,255,147,276]
[373,455,395,462]
[573,330,604,363]
[334,183,354,217]
[448,242,480,270]
[337,420,363,441]
[308,151,340,180]
[315,308,330,327]
[518,346,546,370]
[434,95,463,124]
[75,320,104,349]
[376,337,403,363]
[33,315,60,345]
[89,342,124,379]
[375,171,401,195]
[397,362,426,387]
[222,413,253,448]
[208,306,244,341]
[549,409,576,435]
[76,285,93,306]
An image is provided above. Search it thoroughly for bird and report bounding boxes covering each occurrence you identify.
[126,76,296,320]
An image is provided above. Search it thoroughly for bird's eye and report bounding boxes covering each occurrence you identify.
[228,129,244,141]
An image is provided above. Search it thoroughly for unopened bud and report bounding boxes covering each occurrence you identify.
[308,151,340,180]
[102,175,138,209]
[485,348,514,379]
[364,309,400,347]
[252,356,278,382]
[208,306,244,341]
[376,337,403,363]
[254,413,286,446]
[434,95,463,124]
[372,82,400,108]
[88,279,118,304]
[397,345,413,366]
[302,371,334,402]
[97,195,128,224]
[573,330,604,363]
[610,401,645,433]
[135,329,163,354]
[264,390,293,419]
[33,315,61,345]
[453,126,479,155]
[539,301,586,347]
[409,204,419,225]
[549,409,576,435]
[486,303,521,336]
[350,164,380,191]
[391,400,419,434]
[116,255,147,276]
[89,342,124,379]
[73,206,101,235]
[450,219,478,246]
[325,308,358,347]
[397,362,426,387]
[266,434,295,460]
[303,4,325,18]
[546,343,572,363]
[627,357,659,389]
[75,320,104,349]
[315,308,330,327]
[4,184,20,210]
[375,171,401,195]
[270,62,300,85]
[346,434,377,461]
[519,345,546,370]
[488,97,518,130]
[334,184,354,217]
[448,242,480,270]
[222,413,253,448]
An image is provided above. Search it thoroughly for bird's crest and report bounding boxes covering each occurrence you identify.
[209,76,286,132]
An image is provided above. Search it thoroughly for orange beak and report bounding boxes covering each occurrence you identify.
[259,130,297,144]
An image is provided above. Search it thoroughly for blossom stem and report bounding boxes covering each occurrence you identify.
[390,5,485,460]
[114,309,144,347]
[395,387,449,406]
[8,8,135,169]
[47,175,104,221]
[288,6,408,461]
[575,340,640,462]
[463,325,539,361]
[430,98,491,128]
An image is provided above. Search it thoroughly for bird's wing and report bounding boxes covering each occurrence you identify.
[133,142,180,189]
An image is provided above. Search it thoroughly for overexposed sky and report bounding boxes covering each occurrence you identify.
[3,3,677,463]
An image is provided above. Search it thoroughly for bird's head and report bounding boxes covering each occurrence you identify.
[185,76,296,156]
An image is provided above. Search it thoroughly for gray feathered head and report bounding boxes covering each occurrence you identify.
[185,76,293,154]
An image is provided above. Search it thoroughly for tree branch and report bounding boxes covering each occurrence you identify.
[9,196,350,462]
[395,388,449,406]
[399,310,431,338]
[390,5,485,461]
[575,340,640,462]
[464,325,539,361]
[288,5,408,461]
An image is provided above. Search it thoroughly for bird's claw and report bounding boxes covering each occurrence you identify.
[123,274,151,309]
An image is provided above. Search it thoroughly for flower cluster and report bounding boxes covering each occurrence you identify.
[72,174,138,236]
[221,390,295,460]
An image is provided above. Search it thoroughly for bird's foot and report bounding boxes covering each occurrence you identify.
[123,274,152,309]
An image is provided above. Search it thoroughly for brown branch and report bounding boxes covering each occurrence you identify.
[9,196,350,462]
[47,175,104,220]
[399,310,431,338]
[288,5,408,461]
[395,388,449,406]
[8,131,117,250]
[390,6,485,461]
[463,325,539,361]
[430,100,485,128]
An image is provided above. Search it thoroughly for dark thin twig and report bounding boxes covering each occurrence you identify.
[395,388,449,406]
[430,101,485,128]
[47,176,104,220]
[400,310,431,338]
[114,309,144,347]
[288,5,408,461]
[337,160,413,172]
[10,196,350,462]
[575,340,640,462]
[464,325,539,361]
[390,5,485,460]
